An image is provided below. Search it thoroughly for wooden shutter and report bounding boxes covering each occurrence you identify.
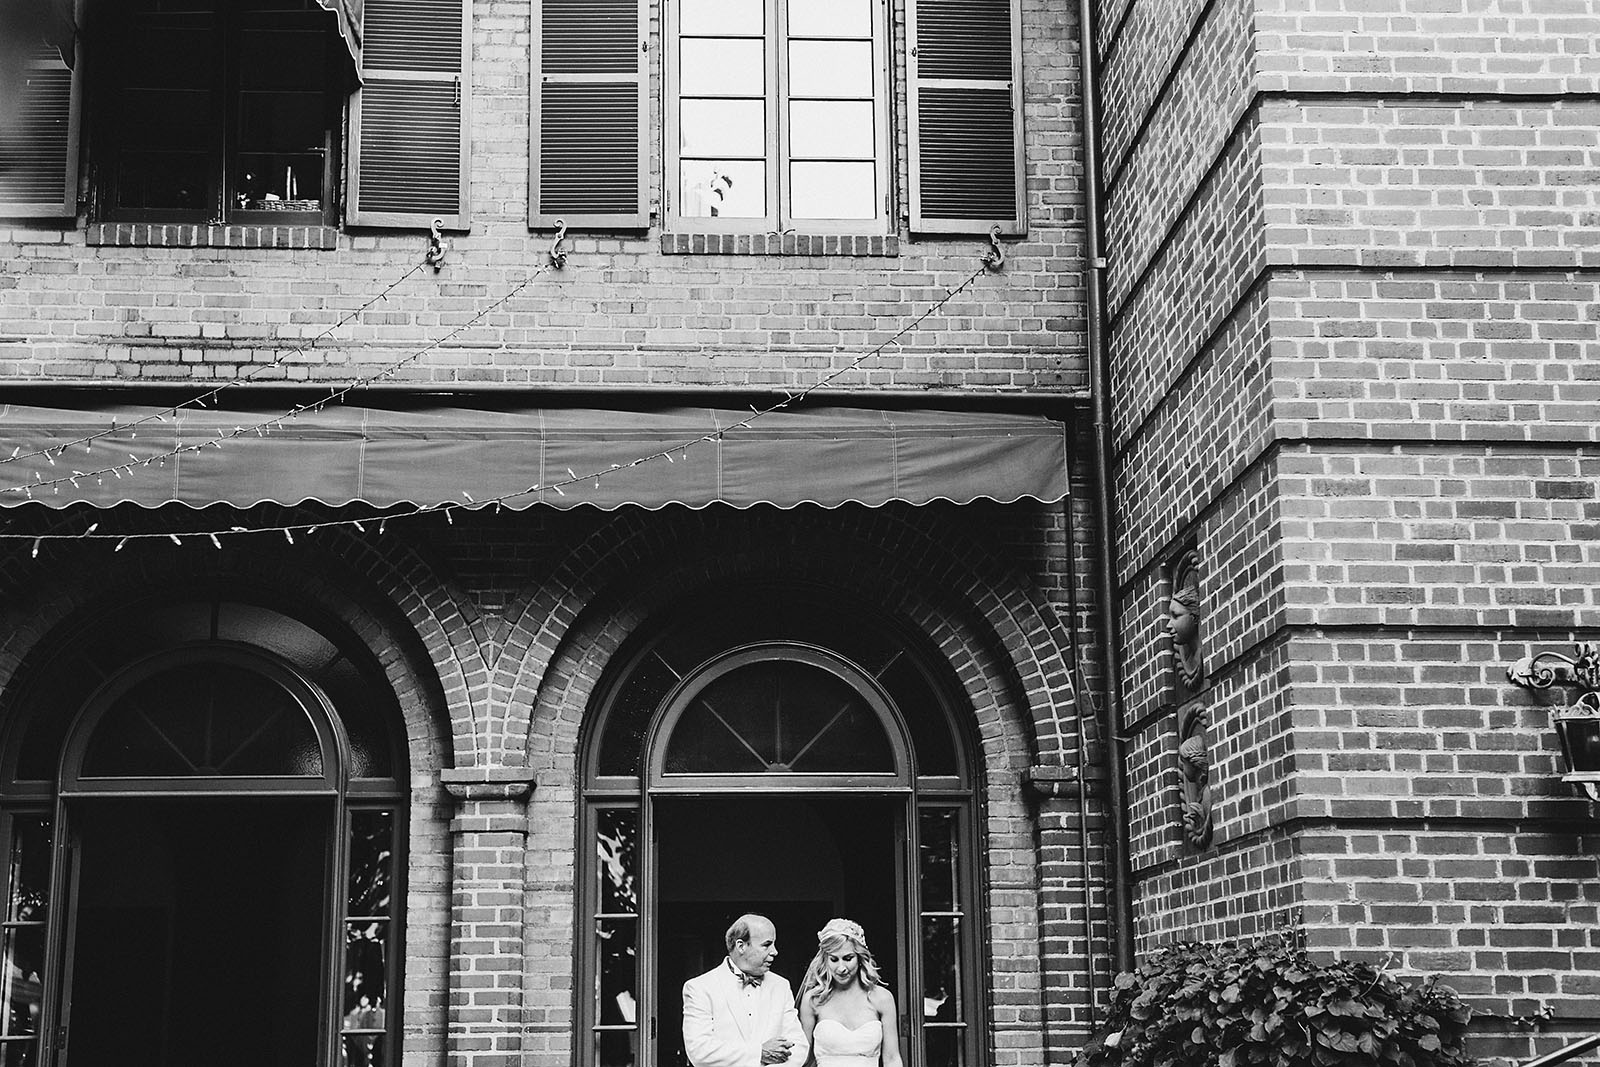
[530,0,648,229]
[347,0,470,229]
[0,40,81,218]
[907,0,1025,235]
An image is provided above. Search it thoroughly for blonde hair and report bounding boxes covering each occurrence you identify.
[799,919,884,1007]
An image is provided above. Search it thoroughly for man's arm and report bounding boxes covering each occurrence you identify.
[683,978,761,1067]
[776,983,808,1067]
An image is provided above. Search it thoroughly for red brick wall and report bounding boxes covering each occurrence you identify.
[1099,0,1600,1061]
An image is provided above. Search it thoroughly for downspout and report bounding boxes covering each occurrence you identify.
[1076,0,1136,972]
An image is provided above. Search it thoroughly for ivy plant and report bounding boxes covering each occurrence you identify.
[1077,936,1475,1067]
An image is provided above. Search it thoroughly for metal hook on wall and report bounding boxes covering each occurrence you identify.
[425,218,447,272]
[981,225,1005,272]
[548,220,569,270]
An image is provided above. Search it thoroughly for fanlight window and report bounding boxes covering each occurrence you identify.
[81,660,325,779]
[0,592,408,1067]
[580,589,984,1067]
[662,659,894,775]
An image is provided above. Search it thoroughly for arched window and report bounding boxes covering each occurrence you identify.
[0,591,408,1067]
[579,587,983,1067]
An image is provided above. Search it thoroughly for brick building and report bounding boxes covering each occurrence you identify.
[0,1,1596,1067]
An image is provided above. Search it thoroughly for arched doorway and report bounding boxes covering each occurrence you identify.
[0,591,409,1067]
[578,588,983,1067]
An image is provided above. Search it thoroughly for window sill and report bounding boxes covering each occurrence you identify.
[660,232,898,257]
[87,223,340,250]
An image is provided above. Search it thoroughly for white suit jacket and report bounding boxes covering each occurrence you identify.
[682,961,808,1067]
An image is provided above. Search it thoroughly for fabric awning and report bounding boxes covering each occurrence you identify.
[0,403,1068,512]
[315,0,361,74]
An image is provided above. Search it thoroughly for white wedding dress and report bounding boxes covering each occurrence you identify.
[813,1018,883,1067]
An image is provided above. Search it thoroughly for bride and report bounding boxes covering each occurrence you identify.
[797,919,902,1067]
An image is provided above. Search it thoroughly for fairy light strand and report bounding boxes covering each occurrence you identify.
[0,261,428,471]
[0,259,991,547]
[2,264,553,500]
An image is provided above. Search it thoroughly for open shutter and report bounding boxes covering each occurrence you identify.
[530,0,648,229]
[907,0,1025,235]
[347,0,470,229]
[0,40,81,218]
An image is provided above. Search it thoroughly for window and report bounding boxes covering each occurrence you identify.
[665,0,891,234]
[93,0,342,225]
[0,594,409,1067]
[578,587,984,1067]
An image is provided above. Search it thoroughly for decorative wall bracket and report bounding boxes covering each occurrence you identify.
[1508,643,1600,691]
[1507,643,1600,802]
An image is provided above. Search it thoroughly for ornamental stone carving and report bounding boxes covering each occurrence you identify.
[1166,551,1213,849]
[1165,554,1204,693]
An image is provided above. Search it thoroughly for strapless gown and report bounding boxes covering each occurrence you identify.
[814,1018,882,1067]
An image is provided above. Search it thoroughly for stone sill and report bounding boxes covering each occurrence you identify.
[87,223,340,250]
[661,232,898,257]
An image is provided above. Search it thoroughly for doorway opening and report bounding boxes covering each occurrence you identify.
[65,799,329,1067]
[654,795,899,1067]
[578,585,987,1067]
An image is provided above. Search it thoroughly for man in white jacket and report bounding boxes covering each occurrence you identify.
[683,914,808,1067]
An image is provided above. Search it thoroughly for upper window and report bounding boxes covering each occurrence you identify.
[93,0,342,225]
[665,0,891,235]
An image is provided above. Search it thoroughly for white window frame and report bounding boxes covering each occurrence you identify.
[664,0,892,236]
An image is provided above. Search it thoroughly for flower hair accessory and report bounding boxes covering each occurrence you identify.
[818,918,866,945]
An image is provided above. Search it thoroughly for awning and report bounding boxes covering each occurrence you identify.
[0,403,1069,512]
[315,0,361,73]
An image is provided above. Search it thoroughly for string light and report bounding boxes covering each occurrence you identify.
[1,263,553,500]
[0,259,991,550]
[0,262,428,473]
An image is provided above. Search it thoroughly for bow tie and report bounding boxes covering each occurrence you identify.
[729,961,764,988]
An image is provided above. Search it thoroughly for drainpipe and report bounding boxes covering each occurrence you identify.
[1076,0,1136,973]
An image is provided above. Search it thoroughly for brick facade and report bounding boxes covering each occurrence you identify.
[4,0,1597,1064]
[1099,0,1600,1063]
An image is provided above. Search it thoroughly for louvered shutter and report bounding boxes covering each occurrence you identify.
[347,0,470,228]
[530,0,647,229]
[907,0,1025,235]
[0,41,81,218]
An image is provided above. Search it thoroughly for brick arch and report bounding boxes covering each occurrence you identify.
[495,504,1081,770]
[0,534,459,776]
[513,510,1058,1067]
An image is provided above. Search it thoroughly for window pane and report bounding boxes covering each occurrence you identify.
[596,919,638,1027]
[348,811,394,917]
[81,662,324,778]
[234,153,325,210]
[789,101,873,159]
[788,41,872,97]
[0,928,43,1042]
[788,0,872,38]
[237,94,324,153]
[117,89,213,150]
[342,1033,386,1067]
[681,0,763,35]
[664,661,894,773]
[596,810,638,915]
[919,809,958,913]
[598,1028,637,1067]
[679,161,765,218]
[680,39,764,96]
[920,916,961,1022]
[923,1027,963,1067]
[5,820,50,926]
[681,99,765,158]
[343,921,389,1033]
[598,653,679,777]
[238,30,325,90]
[789,162,875,219]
